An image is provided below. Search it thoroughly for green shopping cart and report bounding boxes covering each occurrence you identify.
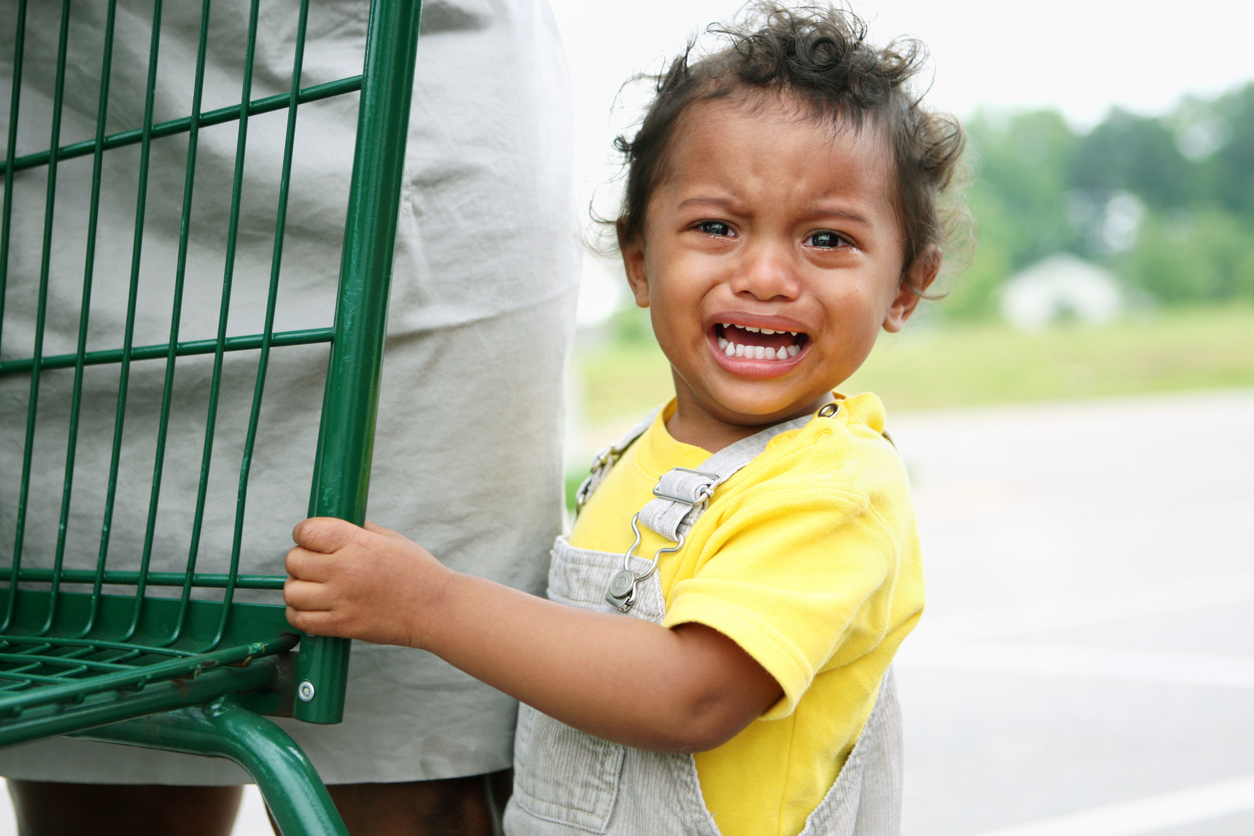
[0,1,421,832]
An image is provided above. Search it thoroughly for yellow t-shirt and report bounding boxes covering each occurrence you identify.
[569,393,924,836]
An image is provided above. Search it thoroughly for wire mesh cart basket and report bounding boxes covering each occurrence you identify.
[0,1,422,832]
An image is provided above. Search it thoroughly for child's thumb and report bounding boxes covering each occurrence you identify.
[292,517,362,553]
[362,520,399,537]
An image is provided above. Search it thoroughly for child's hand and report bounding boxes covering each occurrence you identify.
[286,519,782,753]
[283,518,451,649]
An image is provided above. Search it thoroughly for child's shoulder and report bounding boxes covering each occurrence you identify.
[763,393,892,462]
[734,392,907,503]
[838,391,888,432]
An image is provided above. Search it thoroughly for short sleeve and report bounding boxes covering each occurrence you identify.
[661,479,902,720]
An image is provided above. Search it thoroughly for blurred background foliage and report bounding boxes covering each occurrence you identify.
[949,81,1254,317]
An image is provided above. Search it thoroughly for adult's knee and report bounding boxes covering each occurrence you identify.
[326,770,512,836]
[7,780,242,836]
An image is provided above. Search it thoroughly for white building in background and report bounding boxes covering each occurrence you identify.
[1000,253,1125,330]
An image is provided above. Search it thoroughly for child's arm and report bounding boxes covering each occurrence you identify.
[284,517,782,754]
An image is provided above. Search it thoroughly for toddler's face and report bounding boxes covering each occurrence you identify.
[621,95,931,448]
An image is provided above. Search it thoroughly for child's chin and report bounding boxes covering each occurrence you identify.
[707,388,823,426]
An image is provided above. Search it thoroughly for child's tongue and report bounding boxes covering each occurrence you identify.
[720,325,796,350]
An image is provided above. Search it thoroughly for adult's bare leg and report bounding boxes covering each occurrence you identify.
[9,770,512,836]
[321,769,512,836]
[8,781,242,836]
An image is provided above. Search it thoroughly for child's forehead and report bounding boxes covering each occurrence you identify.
[660,94,897,197]
[679,90,886,152]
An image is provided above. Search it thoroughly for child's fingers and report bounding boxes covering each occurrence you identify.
[285,605,308,632]
[285,545,338,582]
[292,517,367,554]
[285,606,340,637]
[283,576,331,612]
[362,520,396,536]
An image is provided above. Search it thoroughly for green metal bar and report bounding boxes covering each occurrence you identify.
[15,568,285,590]
[0,0,27,355]
[1,635,181,660]
[214,0,312,650]
[0,0,26,635]
[76,697,349,836]
[1,655,135,691]
[0,636,295,730]
[297,0,423,725]
[0,328,335,376]
[2,669,92,687]
[1,640,65,657]
[0,652,145,675]
[0,655,287,748]
[18,0,71,636]
[2,642,139,666]
[158,0,213,648]
[186,0,262,650]
[68,0,119,639]
[0,77,363,176]
[0,644,123,682]
[117,0,166,642]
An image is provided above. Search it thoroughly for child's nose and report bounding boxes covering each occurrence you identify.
[731,242,800,301]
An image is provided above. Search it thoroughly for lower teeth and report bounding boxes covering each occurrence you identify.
[718,339,798,359]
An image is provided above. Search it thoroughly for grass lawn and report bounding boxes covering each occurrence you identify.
[573,304,1254,425]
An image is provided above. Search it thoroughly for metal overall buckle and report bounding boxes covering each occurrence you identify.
[605,514,684,611]
[576,443,629,514]
[604,468,718,612]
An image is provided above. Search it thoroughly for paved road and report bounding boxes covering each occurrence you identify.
[3,389,1251,835]
[890,389,1254,836]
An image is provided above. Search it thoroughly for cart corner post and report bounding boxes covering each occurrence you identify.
[295,0,423,725]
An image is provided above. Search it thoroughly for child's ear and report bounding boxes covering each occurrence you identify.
[883,245,940,333]
[617,218,650,308]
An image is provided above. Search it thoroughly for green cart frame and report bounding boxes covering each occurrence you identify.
[0,1,422,832]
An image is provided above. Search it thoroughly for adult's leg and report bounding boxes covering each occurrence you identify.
[8,781,242,836]
[322,769,512,836]
[9,773,513,836]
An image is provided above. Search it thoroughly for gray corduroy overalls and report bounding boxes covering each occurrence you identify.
[503,406,904,835]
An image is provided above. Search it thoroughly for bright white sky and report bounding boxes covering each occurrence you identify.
[548,0,1254,322]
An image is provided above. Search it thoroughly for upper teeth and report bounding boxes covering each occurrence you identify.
[722,323,798,337]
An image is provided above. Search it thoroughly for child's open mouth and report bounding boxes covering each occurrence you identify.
[715,323,808,361]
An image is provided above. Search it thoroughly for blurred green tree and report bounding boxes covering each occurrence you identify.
[1121,207,1254,303]
[1070,108,1193,208]
[953,82,1254,318]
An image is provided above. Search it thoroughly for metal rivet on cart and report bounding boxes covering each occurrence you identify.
[297,681,316,702]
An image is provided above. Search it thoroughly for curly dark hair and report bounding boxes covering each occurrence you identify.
[614,3,970,291]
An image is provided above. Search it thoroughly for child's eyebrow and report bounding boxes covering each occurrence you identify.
[678,196,875,229]
[677,196,742,213]
[808,207,873,227]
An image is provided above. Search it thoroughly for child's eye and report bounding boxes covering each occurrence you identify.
[697,220,734,237]
[806,230,850,249]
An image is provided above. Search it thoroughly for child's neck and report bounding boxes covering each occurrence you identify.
[664,394,830,454]
[664,411,760,454]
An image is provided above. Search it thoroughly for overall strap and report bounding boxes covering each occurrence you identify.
[603,400,840,611]
[637,410,817,541]
[574,407,661,514]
